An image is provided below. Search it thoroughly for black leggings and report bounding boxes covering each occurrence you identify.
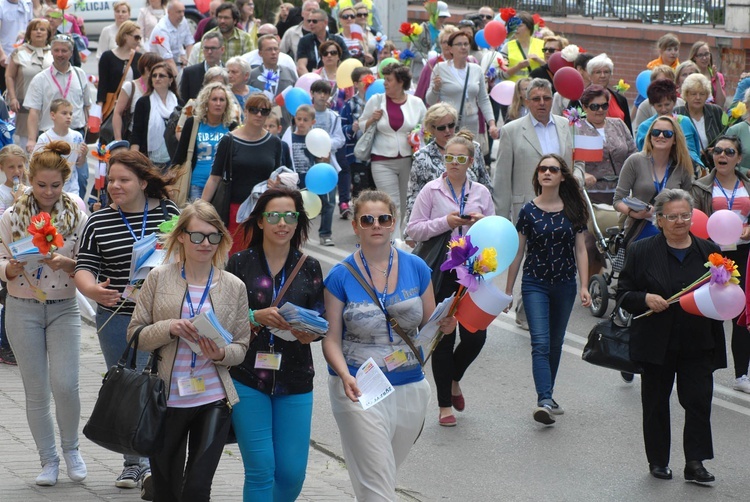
[151,399,232,502]
[725,244,750,377]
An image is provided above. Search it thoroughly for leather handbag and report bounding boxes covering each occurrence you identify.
[582,294,643,374]
[103,51,136,120]
[210,133,233,225]
[413,231,452,294]
[83,327,167,457]
[354,94,383,162]
[100,80,134,144]
[167,117,200,207]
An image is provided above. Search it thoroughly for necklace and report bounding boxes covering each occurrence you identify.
[369,263,389,277]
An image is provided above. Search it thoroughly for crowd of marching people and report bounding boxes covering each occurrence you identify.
[0,0,750,499]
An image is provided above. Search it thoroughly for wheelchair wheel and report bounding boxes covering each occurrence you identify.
[589,274,609,317]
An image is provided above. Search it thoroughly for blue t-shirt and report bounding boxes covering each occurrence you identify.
[193,122,229,188]
[517,201,583,284]
[324,250,431,385]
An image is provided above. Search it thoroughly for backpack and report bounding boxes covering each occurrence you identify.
[163,105,183,159]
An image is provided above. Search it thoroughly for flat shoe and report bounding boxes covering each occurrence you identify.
[451,393,465,412]
[684,461,714,484]
[439,414,457,427]
[649,464,672,480]
[532,405,555,425]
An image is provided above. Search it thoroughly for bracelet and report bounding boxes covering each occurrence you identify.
[248,309,261,327]
[627,208,634,217]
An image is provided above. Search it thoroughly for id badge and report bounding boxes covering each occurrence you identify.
[177,376,206,396]
[721,243,737,252]
[31,285,47,302]
[255,352,282,370]
[384,349,408,371]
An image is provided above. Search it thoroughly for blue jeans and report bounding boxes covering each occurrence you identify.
[77,163,89,200]
[336,149,351,204]
[190,184,203,201]
[96,306,150,468]
[521,276,577,403]
[232,380,312,502]
[299,172,334,238]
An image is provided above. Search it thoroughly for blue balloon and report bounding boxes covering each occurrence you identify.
[475,29,490,50]
[465,216,519,279]
[285,87,312,116]
[305,163,338,195]
[365,79,385,101]
[635,70,652,98]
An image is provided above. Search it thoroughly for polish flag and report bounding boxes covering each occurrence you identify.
[349,24,364,41]
[274,86,292,108]
[573,134,604,162]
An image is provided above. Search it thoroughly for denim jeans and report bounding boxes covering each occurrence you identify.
[521,276,577,403]
[232,381,312,502]
[96,306,150,468]
[190,184,204,201]
[318,189,335,238]
[5,296,81,465]
[77,163,89,200]
[336,149,351,204]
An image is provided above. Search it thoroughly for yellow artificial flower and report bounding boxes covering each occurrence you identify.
[412,23,423,36]
[449,237,466,249]
[473,248,498,275]
[731,102,747,119]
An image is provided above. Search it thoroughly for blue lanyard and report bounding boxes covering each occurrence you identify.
[651,160,671,195]
[264,260,286,347]
[714,178,739,211]
[181,265,214,369]
[359,247,395,342]
[118,198,149,242]
[446,178,468,236]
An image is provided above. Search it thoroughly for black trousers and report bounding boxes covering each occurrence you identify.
[725,244,750,377]
[151,399,232,502]
[641,350,715,467]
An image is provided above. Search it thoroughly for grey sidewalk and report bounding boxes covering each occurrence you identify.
[0,320,355,502]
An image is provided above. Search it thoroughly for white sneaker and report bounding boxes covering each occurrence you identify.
[35,460,59,486]
[63,449,87,481]
[734,375,750,394]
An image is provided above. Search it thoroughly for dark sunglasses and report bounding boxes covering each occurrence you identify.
[248,106,272,116]
[322,50,339,56]
[481,14,494,19]
[356,12,368,18]
[358,214,394,229]
[306,18,321,24]
[541,48,558,54]
[712,146,737,157]
[131,34,142,41]
[537,165,561,174]
[263,211,299,224]
[340,14,355,20]
[435,122,456,132]
[184,230,223,245]
[587,102,610,111]
[650,129,675,139]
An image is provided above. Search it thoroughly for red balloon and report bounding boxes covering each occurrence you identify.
[691,208,709,239]
[548,52,572,74]
[484,21,507,48]
[195,0,210,13]
[553,67,585,101]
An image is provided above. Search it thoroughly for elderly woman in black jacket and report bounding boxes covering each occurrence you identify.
[617,188,725,484]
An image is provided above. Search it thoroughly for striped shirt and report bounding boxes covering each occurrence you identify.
[168,282,226,408]
[75,200,181,315]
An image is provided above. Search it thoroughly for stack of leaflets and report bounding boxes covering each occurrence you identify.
[621,196,650,212]
[8,235,48,273]
[128,233,167,283]
[268,302,329,342]
[188,310,234,356]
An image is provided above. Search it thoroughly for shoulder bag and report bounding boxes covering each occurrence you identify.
[413,231,452,295]
[210,133,233,225]
[100,80,134,145]
[167,117,200,207]
[354,94,384,162]
[582,293,643,374]
[103,51,136,120]
[252,253,308,336]
[455,64,471,131]
[83,327,167,457]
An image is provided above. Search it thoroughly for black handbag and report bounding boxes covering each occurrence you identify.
[413,231,452,294]
[210,133,233,225]
[83,327,167,457]
[582,294,644,374]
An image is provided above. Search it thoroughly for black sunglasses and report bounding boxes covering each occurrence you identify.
[712,146,737,157]
[356,12,368,18]
[650,129,675,139]
[248,106,272,116]
[132,34,142,41]
[435,122,456,132]
[358,214,394,229]
[588,102,609,111]
[306,18,321,24]
[537,165,561,174]
[340,14,355,20]
[541,48,558,54]
[322,50,339,56]
[184,230,223,245]
[481,14,494,19]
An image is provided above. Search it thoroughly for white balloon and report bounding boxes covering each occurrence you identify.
[305,129,332,158]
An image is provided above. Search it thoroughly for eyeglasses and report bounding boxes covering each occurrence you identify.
[306,18,321,24]
[529,96,553,103]
[322,50,339,56]
[587,102,610,111]
[151,73,169,79]
[340,14,355,20]
[262,211,299,224]
[248,106,272,116]
[445,154,470,164]
[358,214,394,229]
[452,42,471,48]
[694,52,711,59]
[203,45,221,51]
[183,230,223,245]
[537,165,561,174]
[712,146,738,157]
[660,212,692,222]
[650,128,675,139]
[356,12,368,18]
[435,122,456,132]
[541,48,558,54]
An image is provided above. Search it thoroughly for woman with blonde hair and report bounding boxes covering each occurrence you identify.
[97,1,132,57]
[675,73,724,162]
[0,141,89,486]
[128,199,252,501]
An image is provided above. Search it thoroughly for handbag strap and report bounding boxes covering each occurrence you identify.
[456,65,471,130]
[271,253,308,308]
[119,325,144,369]
[186,117,199,167]
[110,52,136,113]
[341,261,424,365]
[609,292,629,322]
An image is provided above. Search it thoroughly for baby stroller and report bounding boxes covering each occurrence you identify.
[582,188,630,324]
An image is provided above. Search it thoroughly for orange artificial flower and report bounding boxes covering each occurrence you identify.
[707,253,724,266]
[57,0,69,10]
[27,213,63,255]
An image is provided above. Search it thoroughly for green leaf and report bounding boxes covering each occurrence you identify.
[721,112,729,126]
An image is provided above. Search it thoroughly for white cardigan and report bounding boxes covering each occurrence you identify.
[358,94,426,158]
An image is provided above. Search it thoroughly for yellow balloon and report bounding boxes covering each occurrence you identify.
[300,189,323,219]
[336,58,364,89]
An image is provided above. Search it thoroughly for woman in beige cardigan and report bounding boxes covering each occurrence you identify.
[128,200,252,502]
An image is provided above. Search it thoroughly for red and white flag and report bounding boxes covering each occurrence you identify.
[573,134,604,162]
[349,24,364,41]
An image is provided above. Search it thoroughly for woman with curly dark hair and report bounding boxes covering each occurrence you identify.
[505,154,592,425]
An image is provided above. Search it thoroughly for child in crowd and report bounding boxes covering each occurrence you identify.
[264,112,291,168]
[0,144,28,365]
[310,80,347,230]
[34,99,88,198]
[341,66,376,199]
